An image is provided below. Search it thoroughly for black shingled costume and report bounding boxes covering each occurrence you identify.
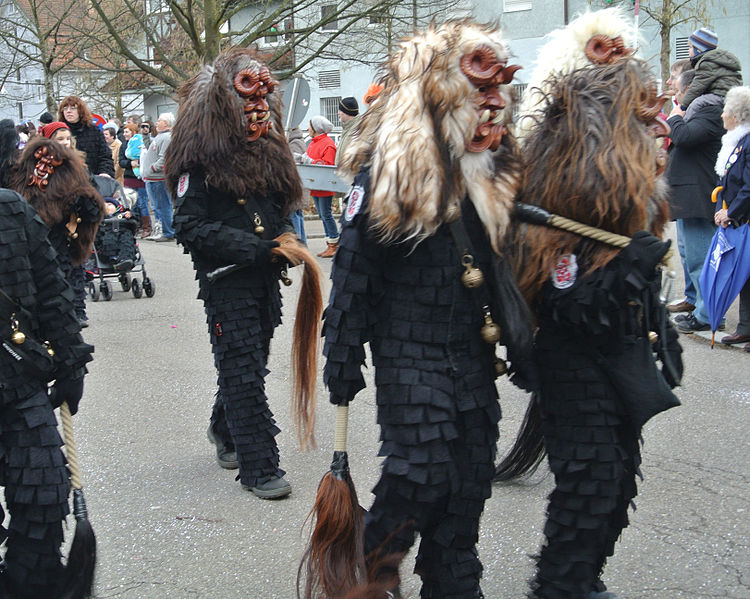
[529,243,681,599]
[323,168,531,599]
[0,189,93,599]
[173,171,294,489]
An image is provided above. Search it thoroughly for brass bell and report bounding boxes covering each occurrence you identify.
[495,357,508,376]
[648,331,659,344]
[237,198,247,205]
[280,268,292,286]
[76,216,82,223]
[70,231,78,239]
[444,203,461,223]
[461,254,484,288]
[253,212,265,235]
[480,311,501,344]
[11,318,25,345]
[44,341,54,357]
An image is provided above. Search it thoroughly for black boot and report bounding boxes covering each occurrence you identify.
[206,422,238,469]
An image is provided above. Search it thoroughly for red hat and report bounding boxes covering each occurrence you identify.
[41,121,70,139]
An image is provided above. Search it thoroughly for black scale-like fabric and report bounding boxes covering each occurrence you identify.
[527,250,670,599]
[173,172,292,488]
[323,169,504,598]
[0,190,92,596]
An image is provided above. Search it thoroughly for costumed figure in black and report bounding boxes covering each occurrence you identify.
[319,21,535,599]
[9,137,105,318]
[0,121,94,598]
[493,13,684,599]
[166,48,321,500]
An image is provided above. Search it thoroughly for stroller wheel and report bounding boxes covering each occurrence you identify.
[143,277,156,298]
[101,281,113,301]
[131,278,143,299]
[89,281,100,302]
[119,272,131,292]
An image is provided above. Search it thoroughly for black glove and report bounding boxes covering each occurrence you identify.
[623,231,671,278]
[50,376,85,415]
[255,239,280,264]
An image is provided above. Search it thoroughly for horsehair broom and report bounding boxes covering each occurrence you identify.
[299,402,366,599]
[271,232,324,450]
[514,202,674,265]
[59,401,96,599]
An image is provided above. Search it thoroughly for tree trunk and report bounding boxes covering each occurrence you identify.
[203,0,221,63]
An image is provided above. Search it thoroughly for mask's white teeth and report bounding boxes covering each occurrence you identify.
[491,111,504,124]
[478,109,490,124]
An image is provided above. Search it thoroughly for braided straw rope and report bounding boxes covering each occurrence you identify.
[334,404,349,452]
[546,213,674,264]
[60,402,82,490]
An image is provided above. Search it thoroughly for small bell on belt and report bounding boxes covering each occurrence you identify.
[280,267,292,286]
[494,356,508,376]
[461,254,484,288]
[648,331,659,344]
[44,341,54,357]
[253,212,265,235]
[10,317,25,345]
[480,308,501,344]
[237,198,247,205]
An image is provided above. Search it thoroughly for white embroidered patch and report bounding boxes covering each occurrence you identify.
[551,254,578,289]
[345,185,365,221]
[177,173,190,198]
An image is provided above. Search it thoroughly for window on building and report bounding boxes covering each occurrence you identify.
[321,96,341,128]
[265,23,280,44]
[321,5,338,31]
[504,0,532,12]
[369,9,388,25]
[319,69,341,89]
[675,37,690,60]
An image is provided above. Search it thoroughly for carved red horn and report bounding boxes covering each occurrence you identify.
[461,45,505,85]
[585,34,633,65]
[234,69,261,98]
[500,64,522,84]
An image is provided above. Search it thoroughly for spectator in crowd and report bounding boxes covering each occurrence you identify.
[666,68,726,333]
[665,58,697,313]
[120,123,152,238]
[303,115,338,257]
[103,125,124,185]
[714,86,750,351]
[58,95,114,177]
[287,126,307,244]
[680,27,743,110]
[140,121,153,149]
[38,111,54,127]
[140,113,174,242]
[41,121,72,147]
[335,96,359,166]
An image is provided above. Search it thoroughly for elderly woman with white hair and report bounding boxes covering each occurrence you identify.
[305,115,339,257]
[714,86,750,351]
[141,112,176,241]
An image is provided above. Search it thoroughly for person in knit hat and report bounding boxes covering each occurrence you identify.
[680,26,742,109]
[336,96,359,168]
[41,121,72,147]
[304,115,339,257]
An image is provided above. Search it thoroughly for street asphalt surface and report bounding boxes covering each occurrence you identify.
[68,220,749,599]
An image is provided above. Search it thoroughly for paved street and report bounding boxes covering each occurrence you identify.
[73,220,749,599]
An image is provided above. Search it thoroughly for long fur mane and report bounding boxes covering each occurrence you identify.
[514,58,670,303]
[517,7,636,140]
[10,137,104,264]
[338,20,521,254]
[164,47,302,215]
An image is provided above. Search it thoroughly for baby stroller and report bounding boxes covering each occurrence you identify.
[86,177,156,301]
